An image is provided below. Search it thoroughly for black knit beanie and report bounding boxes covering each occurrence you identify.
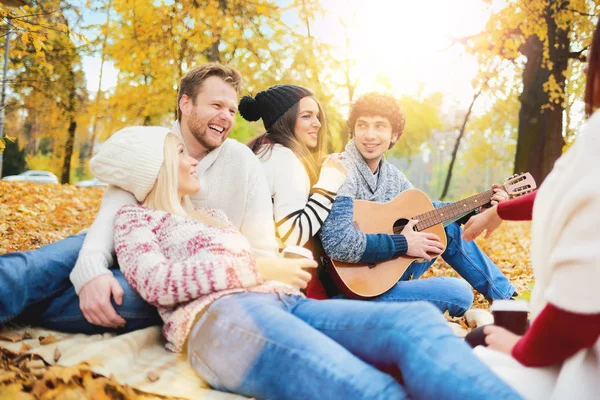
[238,84,313,130]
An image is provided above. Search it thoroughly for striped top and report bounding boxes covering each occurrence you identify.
[258,144,346,248]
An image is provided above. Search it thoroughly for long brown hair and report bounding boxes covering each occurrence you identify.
[585,18,600,117]
[248,97,328,185]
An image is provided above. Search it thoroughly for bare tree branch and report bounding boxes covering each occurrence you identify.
[5,6,69,20]
[568,47,588,61]
[566,8,597,17]
[440,79,489,200]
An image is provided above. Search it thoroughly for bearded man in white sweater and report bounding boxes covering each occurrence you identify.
[0,63,278,333]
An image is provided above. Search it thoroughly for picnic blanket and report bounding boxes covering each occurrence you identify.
[0,313,480,399]
[0,325,244,400]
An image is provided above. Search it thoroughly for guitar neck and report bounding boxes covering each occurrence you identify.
[414,189,494,231]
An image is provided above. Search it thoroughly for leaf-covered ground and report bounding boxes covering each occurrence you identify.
[0,182,101,254]
[0,181,534,398]
[0,182,180,399]
[424,217,534,308]
[0,346,172,400]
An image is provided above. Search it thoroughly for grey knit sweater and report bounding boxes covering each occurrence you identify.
[320,140,413,263]
[337,139,414,201]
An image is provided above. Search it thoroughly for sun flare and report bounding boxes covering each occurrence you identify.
[317,0,497,105]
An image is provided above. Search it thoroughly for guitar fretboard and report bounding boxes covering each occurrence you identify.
[392,189,494,234]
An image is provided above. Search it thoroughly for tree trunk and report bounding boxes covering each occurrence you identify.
[174,38,189,120]
[61,64,77,184]
[89,1,111,159]
[340,124,350,148]
[207,39,222,62]
[440,88,483,200]
[61,119,76,184]
[341,59,356,148]
[514,1,569,184]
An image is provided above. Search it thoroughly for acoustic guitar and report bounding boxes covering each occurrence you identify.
[325,173,536,299]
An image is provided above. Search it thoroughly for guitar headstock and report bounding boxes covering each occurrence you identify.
[502,173,537,198]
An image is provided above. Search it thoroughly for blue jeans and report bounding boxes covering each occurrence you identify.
[0,234,160,333]
[338,222,515,314]
[189,293,522,400]
[398,222,515,298]
[371,276,474,316]
[440,222,515,299]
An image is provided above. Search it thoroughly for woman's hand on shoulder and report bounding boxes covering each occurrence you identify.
[256,257,317,289]
[322,153,347,176]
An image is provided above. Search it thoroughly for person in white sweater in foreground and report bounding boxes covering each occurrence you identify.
[468,19,600,399]
[0,63,278,333]
[93,125,521,400]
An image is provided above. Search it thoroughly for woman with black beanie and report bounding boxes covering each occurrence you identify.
[241,85,347,298]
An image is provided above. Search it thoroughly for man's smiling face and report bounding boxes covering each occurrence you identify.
[353,115,399,169]
[181,75,238,153]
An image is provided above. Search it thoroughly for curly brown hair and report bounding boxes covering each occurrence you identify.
[348,93,406,149]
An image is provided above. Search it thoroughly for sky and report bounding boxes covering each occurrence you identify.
[80,4,117,93]
[81,0,507,108]
[314,0,507,107]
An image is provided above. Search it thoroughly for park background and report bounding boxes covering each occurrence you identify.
[0,1,598,397]
[1,0,597,200]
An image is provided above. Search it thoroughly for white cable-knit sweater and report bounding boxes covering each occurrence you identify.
[258,144,346,248]
[526,111,600,399]
[114,205,301,352]
[475,111,600,399]
[70,121,278,293]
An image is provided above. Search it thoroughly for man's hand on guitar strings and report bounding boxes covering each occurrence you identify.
[401,219,445,262]
[490,184,509,206]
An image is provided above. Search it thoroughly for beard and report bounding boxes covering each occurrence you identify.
[187,114,227,151]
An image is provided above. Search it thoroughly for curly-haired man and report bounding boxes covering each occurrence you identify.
[319,92,516,312]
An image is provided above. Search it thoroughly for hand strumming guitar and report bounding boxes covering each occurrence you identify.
[401,219,445,262]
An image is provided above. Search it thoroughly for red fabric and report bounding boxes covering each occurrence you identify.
[511,303,600,367]
[305,276,329,300]
[497,190,537,221]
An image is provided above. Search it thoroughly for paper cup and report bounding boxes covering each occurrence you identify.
[491,300,529,335]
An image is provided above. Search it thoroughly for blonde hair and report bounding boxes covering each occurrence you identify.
[143,134,226,227]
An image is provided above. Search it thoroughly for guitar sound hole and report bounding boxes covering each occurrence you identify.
[393,218,412,234]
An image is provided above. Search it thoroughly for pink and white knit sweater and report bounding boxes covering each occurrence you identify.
[114,205,302,352]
